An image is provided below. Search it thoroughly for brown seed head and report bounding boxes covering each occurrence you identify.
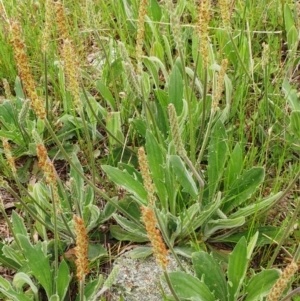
[54,1,69,41]
[266,261,298,301]
[197,0,211,67]
[138,147,156,206]
[73,215,89,281]
[62,39,81,109]
[10,20,45,119]
[140,206,169,270]
[136,0,148,75]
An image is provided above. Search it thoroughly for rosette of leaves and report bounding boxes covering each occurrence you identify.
[102,118,282,255]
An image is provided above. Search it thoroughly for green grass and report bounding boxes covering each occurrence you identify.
[0,0,300,300]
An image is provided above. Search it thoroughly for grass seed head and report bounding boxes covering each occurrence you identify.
[197,0,211,68]
[136,0,148,75]
[73,215,89,281]
[138,147,156,206]
[266,261,298,301]
[168,103,186,157]
[140,206,169,270]
[10,20,46,119]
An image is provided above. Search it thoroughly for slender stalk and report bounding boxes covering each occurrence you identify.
[79,276,85,301]
[51,186,59,291]
[79,109,96,183]
[198,68,208,147]
[196,109,216,169]
[44,53,50,120]
[179,49,195,164]
[163,271,180,301]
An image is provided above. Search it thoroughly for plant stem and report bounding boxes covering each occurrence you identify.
[51,185,59,292]
[163,271,180,301]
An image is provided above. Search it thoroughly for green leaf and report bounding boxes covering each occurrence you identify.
[208,120,228,199]
[128,246,153,259]
[102,165,147,205]
[222,167,265,213]
[17,235,53,299]
[151,41,164,64]
[0,275,32,301]
[284,3,295,32]
[0,242,21,270]
[56,260,71,301]
[229,192,282,219]
[0,275,11,291]
[227,237,248,301]
[182,193,222,237]
[110,225,149,242]
[204,216,245,238]
[290,111,300,139]
[149,0,162,21]
[144,56,159,89]
[113,214,147,237]
[213,226,283,246]
[70,153,84,204]
[106,112,124,147]
[168,271,215,301]
[169,155,198,198]
[88,243,107,261]
[169,64,183,114]
[282,78,300,111]
[245,269,280,301]
[224,143,243,190]
[247,232,259,260]
[146,131,168,208]
[0,287,32,301]
[12,211,27,238]
[192,252,228,301]
[287,26,298,52]
[2,245,24,267]
[95,80,116,110]
[13,272,38,296]
[99,201,117,223]
[82,277,103,301]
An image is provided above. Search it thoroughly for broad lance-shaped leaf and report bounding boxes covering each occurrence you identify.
[0,275,32,301]
[56,260,71,301]
[102,165,147,205]
[222,167,265,213]
[169,64,183,114]
[224,143,243,190]
[227,237,248,301]
[208,119,228,199]
[12,211,27,239]
[192,252,228,301]
[145,131,168,208]
[229,192,283,219]
[169,155,198,198]
[17,235,53,299]
[181,192,222,238]
[203,216,245,238]
[168,271,215,301]
[244,269,280,301]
